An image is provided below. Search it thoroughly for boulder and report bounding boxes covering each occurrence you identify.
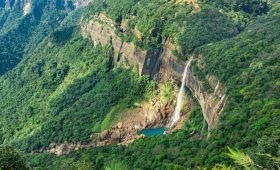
[99,130,110,140]
[111,130,121,142]
[117,122,123,129]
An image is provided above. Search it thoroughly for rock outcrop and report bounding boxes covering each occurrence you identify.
[64,0,92,8]
[22,0,31,15]
[81,13,228,132]
[43,95,193,155]
[159,40,228,131]
[1,0,91,11]
[176,0,201,13]
[183,62,228,131]
[81,13,162,80]
[1,0,32,11]
[1,0,30,10]
[42,12,228,155]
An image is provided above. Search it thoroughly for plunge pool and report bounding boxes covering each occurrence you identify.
[139,127,165,136]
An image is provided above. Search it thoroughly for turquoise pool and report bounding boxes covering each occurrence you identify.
[139,128,165,136]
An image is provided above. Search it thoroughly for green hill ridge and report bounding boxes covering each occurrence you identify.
[0,0,279,169]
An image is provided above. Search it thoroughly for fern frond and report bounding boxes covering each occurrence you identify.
[212,163,235,170]
[226,147,254,169]
[256,153,280,163]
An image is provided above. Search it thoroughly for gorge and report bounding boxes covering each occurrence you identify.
[40,11,229,155]
[82,12,228,133]
[0,0,279,169]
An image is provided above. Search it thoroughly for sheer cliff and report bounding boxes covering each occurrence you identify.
[0,0,279,169]
[81,13,228,132]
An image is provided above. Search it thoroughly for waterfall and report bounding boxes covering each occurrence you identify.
[169,57,193,128]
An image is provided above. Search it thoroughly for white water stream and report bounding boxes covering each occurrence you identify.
[169,57,193,128]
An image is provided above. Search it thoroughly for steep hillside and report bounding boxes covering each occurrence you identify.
[0,0,279,169]
[29,13,280,170]
[0,26,154,152]
[0,0,88,75]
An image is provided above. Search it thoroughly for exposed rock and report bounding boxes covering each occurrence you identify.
[134,124,141,130]
[117,122,123,129]
[133,27,142,39]
[2,0,90,11]
[97,13,116,26]
[4,0,11,9]
[99,130,110,140]
[69,0,92,8]
[176,0,201,13]
[186,63,227,131]
[41,91,192,155]
[156,39,228,132]
[111,130,121,142]
[23,0,31,16]
[42,12,229,156]
[3,0,32,14]
[82,14,228,132]
[49,143,56,148]
[81,13,162,80]
[121,19,130,32]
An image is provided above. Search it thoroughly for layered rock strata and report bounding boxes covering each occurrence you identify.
[81,13,228,131]
[81,13,162,80]
[41,12,228,155]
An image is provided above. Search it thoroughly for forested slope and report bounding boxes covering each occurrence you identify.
[0,0,279,169]
[27,2,280,169]
[0,25,153,152]
[0,0,83,75]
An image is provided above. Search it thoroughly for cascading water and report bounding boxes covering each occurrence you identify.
[169,57,193,128]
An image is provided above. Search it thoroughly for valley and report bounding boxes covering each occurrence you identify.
[0,0,279,169]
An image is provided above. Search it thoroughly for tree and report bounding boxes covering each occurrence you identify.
[105,160,129,170]
[0,146,28,170]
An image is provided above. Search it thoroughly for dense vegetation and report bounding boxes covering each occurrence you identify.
[83,0,238,51]
[196,13,280,168]
[0,0,82,75]
[201,0,269,15]
[27,104,207,169]
[0,0,154,152]
[0,145,28,170]
[0,0,279,169]
[0,25,154,151]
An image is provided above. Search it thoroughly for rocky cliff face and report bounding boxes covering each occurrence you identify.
[1,0,91,12]
[41,12,228,155]
[2,0,32,11]
[82,13,162,80]
[81,13,228,132]
[1,0,29,10]
[159,40,228,131]
[42,90,194,155]
[64,0,91,8]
